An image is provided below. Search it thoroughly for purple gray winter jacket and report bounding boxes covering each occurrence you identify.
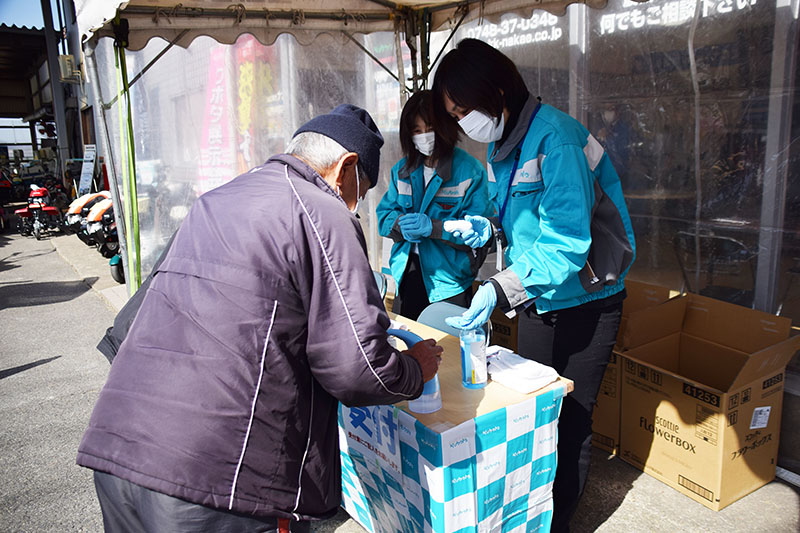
[76,154,424,521]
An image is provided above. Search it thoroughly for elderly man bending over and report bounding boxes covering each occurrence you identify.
[77,105,442,533]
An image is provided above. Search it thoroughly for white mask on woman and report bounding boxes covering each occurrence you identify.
[412,131,435,156]
[458,109,505,143]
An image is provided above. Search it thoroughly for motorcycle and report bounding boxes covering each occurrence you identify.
[15,185,63,240]
[63,190,125,284]
[85,198,119,258]
[65,191,110,238]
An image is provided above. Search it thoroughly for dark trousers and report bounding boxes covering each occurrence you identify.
[516,299,623,533]
[93,471,310,533]
[392,252,473,320]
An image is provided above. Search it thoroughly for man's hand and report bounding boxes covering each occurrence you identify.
[445,283,497,330]
[398,213,432,243]
[403,339,443,383]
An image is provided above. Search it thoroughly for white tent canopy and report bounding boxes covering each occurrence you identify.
[77,0,616,50]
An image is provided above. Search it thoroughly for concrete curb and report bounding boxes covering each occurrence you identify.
[48,231,129,313]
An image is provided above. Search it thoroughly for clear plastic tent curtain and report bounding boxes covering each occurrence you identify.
[88,30,415,274]
[87,0,800,326]
[75,0,613,49]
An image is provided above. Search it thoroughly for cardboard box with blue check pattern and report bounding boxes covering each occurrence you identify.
[339,384,566,532]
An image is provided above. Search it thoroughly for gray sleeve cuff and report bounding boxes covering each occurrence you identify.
[491,268,531,315]
[388,219,405,242]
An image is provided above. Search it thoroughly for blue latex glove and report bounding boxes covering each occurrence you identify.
[445,283,497,330]
[454,215,492,248]
[398,213,432,243]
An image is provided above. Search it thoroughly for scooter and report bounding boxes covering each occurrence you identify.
[85,198,119,258]
[64,191,110,238]
[15,185,63,240]
[77,194,124,283]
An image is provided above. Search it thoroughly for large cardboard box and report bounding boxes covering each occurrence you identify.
[339,386,566,532]
[591,280,671,454]
[487,309,519,352]
[617,293,800,510]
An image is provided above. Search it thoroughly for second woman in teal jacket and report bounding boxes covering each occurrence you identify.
[376,90,492,320]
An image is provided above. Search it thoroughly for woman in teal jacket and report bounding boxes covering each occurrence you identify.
[377,90,491,320]
[434,39,636,532]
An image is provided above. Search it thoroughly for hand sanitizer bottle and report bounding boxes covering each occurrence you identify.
[460,327,487,389]
[389,328,442,414]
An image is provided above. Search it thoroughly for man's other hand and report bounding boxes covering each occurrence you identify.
[404,339,443,383]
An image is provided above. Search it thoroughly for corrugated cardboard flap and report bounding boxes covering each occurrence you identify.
[622,295,687,350]
[623,280,672,317]
[730,335,800,389]
[682,294,791,353]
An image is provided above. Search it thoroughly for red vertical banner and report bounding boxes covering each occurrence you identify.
[198,46,234,194]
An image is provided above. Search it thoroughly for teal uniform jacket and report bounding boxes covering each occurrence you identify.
[377,148,492,303]
[487,96,636,314]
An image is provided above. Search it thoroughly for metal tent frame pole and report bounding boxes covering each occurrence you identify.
[85,40,131,295]
[41,0,71,181]
[568,3,588,124]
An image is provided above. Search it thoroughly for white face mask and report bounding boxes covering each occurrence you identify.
[351,166,361,214]
[338,165,361,214]
[412,131,435,156]
[603,111,616,124]
[458,109,505,143]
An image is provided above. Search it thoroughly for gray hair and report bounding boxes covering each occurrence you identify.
[286,132,366,178]
[285,132,349,174]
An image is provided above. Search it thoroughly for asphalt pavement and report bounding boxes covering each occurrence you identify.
[0,230,112,532]
[1,229,798,532]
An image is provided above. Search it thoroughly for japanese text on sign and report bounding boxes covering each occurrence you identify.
[600,0,760,35]
[344,405,403,476]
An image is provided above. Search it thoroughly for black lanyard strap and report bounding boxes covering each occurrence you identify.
[498,102,542,225]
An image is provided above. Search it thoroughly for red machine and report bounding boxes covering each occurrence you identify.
[15,185,63,240]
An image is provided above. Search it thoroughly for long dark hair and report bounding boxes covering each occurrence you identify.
[399,90,457,174]
[432,38,529,145]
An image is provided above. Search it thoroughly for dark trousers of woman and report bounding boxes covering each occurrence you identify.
[94,471,310,533]
[391,252,473,320]
[516,297,623,533]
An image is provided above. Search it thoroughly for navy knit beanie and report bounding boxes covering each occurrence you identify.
[293,104,384,188]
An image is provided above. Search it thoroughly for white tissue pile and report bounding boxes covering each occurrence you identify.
[486,345,559,394]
